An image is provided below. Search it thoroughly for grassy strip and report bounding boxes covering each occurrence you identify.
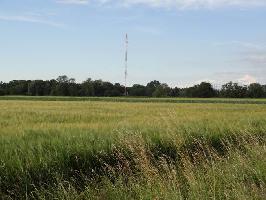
[1,95,266,104]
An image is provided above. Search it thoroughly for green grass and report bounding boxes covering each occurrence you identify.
[1,95,266,104]
[0,99,266,199]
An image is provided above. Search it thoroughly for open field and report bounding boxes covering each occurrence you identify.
[0,99,266,199]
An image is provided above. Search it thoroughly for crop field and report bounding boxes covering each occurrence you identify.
[0,98,266,199]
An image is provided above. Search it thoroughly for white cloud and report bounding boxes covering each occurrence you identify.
[239,44,266,68]
[238,74,257,84]
[213,40,266,68]
[0,15,64,27]
[214,41,266,50]
[199,71,264,87]
[56,0,266,9]
[245,52,266,66]
[121,0,266,9]
[56,0,89,5]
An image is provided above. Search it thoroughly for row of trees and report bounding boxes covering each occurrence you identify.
[0,75,266,98]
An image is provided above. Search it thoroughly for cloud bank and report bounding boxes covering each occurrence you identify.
[0,15,64,28]
[56,0,266,9]
[56,0,89,5]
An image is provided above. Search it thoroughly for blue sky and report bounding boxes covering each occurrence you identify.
[0,0,266,87]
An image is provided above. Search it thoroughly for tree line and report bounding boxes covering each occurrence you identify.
[0,75,266,98]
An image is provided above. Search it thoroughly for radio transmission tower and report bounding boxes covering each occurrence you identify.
[124,33,128,96]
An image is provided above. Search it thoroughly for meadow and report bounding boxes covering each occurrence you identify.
[0,98,266,199]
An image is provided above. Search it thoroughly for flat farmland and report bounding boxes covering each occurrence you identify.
[0,99,266,199]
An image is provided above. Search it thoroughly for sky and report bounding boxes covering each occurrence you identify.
[0,0,266,87]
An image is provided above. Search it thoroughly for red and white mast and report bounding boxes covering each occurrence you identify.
[124,33,128,96]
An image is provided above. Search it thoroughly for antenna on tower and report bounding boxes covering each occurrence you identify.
[124,33,128,96]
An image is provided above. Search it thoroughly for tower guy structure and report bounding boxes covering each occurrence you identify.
[124,33,128,96]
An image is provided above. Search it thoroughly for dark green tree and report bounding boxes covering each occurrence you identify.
[80,78,95,96]
[146,80,161,96]
[28,80,47,96]
[54,75,76,96]
[169,87,180,97]
[248,83,264,98]
[220,82,247,98]
[263,85,266,98]
[129,84,146,96]
[0,82,6,96]
[196,82,216,98]
[152,83,171,97]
